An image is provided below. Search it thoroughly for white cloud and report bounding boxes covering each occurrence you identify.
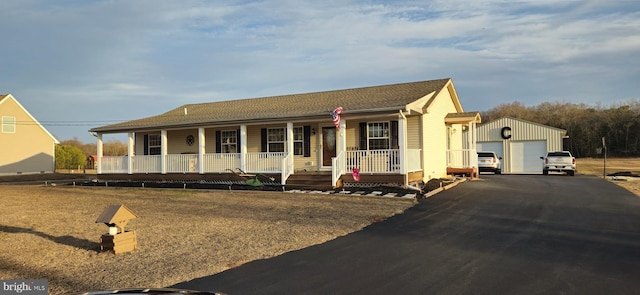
[1,0,638,142]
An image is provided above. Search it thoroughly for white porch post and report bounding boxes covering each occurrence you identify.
[161,130,168,174]
[398,113,408,182]
[287,122,294,170]
[127,132,134,174]
[240,125,247,171]
[198,127,205,174]
[470,122,477,167]
[96,133,103,174]
[338,119,346,154]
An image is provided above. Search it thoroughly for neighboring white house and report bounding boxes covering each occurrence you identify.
[90,78,481,188]
[0,94,59,175]
[473,117,566,174]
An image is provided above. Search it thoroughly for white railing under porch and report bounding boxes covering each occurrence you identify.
[100,152,286,174]
[133,155,161,173]
[344,149,400,173]
[101,156,128,174]
[202,153,241,173]
[331,149,422,185]
[166,154,199,173]
[447,149,477,168]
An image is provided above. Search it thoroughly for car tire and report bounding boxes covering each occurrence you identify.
[495,169,501,175]
[543,169,548,175]
[568,171,575,176]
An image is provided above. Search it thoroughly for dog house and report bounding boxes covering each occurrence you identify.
[96,204,138,254]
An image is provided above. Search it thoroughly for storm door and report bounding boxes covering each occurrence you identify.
[322,127,337,167]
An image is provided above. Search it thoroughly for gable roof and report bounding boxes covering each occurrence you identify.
[0,94,60,144]
[480,116,566,133]
[91,78,456,133]
[445,112,482,124]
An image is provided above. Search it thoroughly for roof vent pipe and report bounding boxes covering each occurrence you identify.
[184,107,188,116]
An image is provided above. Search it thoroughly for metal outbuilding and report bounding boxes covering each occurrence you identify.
[474,117,566,174]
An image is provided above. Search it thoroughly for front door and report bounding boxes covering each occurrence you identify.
[322,127,337,167]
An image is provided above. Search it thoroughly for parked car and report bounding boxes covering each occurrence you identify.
[477,151,502,174]
[541,151,576,176]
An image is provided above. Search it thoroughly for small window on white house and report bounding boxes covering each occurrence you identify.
[293,127,304,155]
[267,128,286,152]
[266,127,304,154]
[148,134,161,155]
[221,130,237,153]
[2,116,16,133]
[367,122,390,150]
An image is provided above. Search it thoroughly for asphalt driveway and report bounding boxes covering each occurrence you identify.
[173,175,640,295]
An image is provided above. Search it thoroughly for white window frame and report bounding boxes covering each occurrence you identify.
[221,130,237,153]
[367,121,390,150]
[266,127,305,154]
[267,128,286,153]
[293,126,304,156]
[2,116,16,134]
[148,134,161,155]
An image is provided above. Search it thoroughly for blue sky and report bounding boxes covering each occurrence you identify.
[2,0,639,143]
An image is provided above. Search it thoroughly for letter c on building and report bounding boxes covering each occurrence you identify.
[501,126,512,139]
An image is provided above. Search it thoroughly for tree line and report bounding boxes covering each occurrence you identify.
[55,138,127,170]
[481,100,640,158]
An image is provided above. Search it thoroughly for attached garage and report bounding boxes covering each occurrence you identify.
[475,117,566,174]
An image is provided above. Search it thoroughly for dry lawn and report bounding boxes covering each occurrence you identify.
[0,185,415,294]
[577,157,640,196]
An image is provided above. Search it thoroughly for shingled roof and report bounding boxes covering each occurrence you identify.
[91,78,453,133]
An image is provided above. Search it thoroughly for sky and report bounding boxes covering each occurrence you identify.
[2,0,639,143]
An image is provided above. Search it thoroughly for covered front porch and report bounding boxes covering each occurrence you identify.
[96,110,429,187]
[96,113,477,188]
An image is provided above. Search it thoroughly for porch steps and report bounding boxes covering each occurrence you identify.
[284,172,334,190]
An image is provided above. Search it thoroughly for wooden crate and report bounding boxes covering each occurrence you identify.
[100,231,137,254]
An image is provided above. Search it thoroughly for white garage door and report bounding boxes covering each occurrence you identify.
[510,141,547,173]
[477,142,504,159]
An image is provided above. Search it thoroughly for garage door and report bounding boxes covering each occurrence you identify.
[510,141,546,173]
[477,142,504,159]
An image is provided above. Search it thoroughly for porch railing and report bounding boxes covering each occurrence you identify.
[281,152,294,185]
[133,155,161,173]
[447,149,477,168]
[101,156,128,173]
[202,153,241,173]
[245,152,286,173]
[100,153,285,174]
[166,154,199,173]
[345,150,400,174]
[100,150,423,177]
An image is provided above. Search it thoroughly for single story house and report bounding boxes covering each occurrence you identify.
[474,117,566,174]
[0,94,59,175]
[90,78,481,189]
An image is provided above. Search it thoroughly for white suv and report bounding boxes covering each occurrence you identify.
[477,151,502,174]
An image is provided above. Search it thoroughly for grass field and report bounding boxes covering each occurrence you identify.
[0,185,414,294]
[577,157,640,199]
[577,157,640,176]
